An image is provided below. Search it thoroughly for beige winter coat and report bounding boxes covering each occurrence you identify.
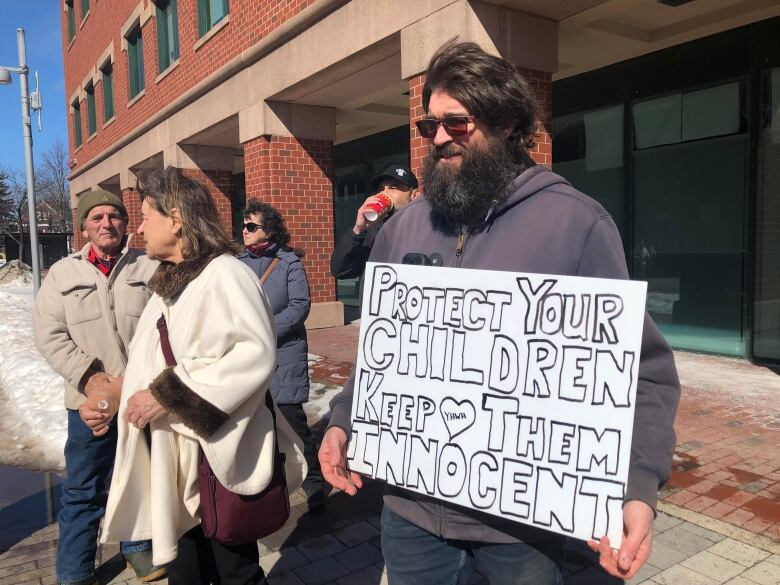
[101,254,306,565]
[33,239,158,409]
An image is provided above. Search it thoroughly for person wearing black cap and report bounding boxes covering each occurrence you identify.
[330,164,420,279]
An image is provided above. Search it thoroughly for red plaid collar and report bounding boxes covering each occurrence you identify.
[87,245,118,277]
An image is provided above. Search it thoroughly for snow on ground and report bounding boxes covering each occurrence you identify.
[0,295,341,474]
[0,279,67,473]
[305,354,342,425]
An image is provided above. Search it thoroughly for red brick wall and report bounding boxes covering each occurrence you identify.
[243,135,335,303]
[407,66,554,181]
[518,66,553,166]
[63,0,319,169]
[121,188,144,249]
[71,207,85,250]
[408,73,427,183]
[179,168,234,233]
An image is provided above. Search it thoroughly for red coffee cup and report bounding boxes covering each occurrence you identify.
[364,194,393,222]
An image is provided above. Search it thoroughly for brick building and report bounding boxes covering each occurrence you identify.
[62,1,780,362]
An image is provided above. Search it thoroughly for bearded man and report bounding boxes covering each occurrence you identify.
[319,41,680,585]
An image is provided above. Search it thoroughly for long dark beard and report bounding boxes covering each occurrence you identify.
[422,136,520,227]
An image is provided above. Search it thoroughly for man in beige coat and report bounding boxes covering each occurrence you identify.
[33,190,163,585]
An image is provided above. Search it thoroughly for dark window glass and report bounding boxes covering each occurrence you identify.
[156,0,179,72]
[80,0,89,19]
[552,104,624,231]
[197,0,229,37]
[101,62,114,121]
[66,1,76,41]
[633,82,744,149]
[753,67,780,363]
[127,25,145,98]
[85,83,96,136]
[632,80,747,355]
[73,101,82,147]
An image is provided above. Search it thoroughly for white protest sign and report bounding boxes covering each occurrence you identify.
[347,262,648,545]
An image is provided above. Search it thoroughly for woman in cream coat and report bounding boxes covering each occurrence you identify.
[81,167,305,585]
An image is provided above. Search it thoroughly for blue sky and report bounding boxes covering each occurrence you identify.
[0,1,67,173]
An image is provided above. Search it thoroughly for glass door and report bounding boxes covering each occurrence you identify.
[752,67,780,363]
[631,81,748,355]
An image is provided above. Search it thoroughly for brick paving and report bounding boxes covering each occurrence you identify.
[661,352,780,543]
[3,324,780,584]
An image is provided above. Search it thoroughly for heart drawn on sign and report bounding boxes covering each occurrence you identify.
[439,398,476,441]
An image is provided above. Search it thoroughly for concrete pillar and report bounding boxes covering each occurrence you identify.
[121,187,144,249]
[71,207,85,251]
[409,73,427,182]
[402,0,557,173]
[166,144,236,234]
[241,102,342,328]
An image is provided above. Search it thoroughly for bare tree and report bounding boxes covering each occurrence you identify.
[0,165,29,262]
[0,169,13,256]
[37,140,72,232]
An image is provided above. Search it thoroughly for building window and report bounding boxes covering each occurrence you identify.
[72,100,82,148]
[156,0,179,72]
[126,24,145,99]
[85,82,96,136]
[80,0,89,20]
[66,1,76,42]
[632,82,744,149]
[553,104,624,231]
[197,0,228,37]
[101,61,114,121]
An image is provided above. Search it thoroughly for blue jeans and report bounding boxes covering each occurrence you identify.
[57,409,150,584]
[381,506,564,585]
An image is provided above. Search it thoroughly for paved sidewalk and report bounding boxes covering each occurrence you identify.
[2,323,779,585]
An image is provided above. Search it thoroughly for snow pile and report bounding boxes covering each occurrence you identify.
[0,260,33,285]
[304,353,341,425]
[0,281,67,472]
[0,298,342,474]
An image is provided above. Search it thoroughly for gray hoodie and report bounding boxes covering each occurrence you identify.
[329,165,680,543]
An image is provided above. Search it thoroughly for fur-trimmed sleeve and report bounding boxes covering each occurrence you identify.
[150,367,228,437]
[158,257,277,440]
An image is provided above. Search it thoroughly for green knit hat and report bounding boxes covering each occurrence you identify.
[77,189,127,229]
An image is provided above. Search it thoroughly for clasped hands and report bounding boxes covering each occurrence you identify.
[79,372,166,436]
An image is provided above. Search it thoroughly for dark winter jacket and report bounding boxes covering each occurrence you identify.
[330,217,386,279]
[328,165,680,544]
[239,245,311,405]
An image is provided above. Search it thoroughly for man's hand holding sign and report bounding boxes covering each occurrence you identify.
[351,263,645,542]
[322,261,666,580]
[321,40,680,585]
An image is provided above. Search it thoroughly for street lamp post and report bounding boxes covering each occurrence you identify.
[1,28,42,294]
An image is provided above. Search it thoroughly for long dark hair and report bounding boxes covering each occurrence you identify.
[422,40,539,160]
[243,199,304,257]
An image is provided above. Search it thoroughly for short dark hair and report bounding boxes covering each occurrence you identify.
[422,40,539,152]
[137,167,241,259]
[243,199,304,256]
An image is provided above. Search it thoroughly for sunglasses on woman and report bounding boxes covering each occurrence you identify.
[243,222,264,232]
[415,115,476,139]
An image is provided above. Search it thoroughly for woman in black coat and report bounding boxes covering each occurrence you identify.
[238,199,324,509]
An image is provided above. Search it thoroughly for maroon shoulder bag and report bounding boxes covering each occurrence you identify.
[156,315,290,545]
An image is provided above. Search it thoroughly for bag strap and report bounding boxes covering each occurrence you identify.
[156,314,281,453]
[156,315,177,367]
[259,257,280,285]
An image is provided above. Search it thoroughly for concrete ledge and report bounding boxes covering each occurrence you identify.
[306,301,344,329]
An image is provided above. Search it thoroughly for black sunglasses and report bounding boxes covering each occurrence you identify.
[243,222,264,233]
[415,115,475,139]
